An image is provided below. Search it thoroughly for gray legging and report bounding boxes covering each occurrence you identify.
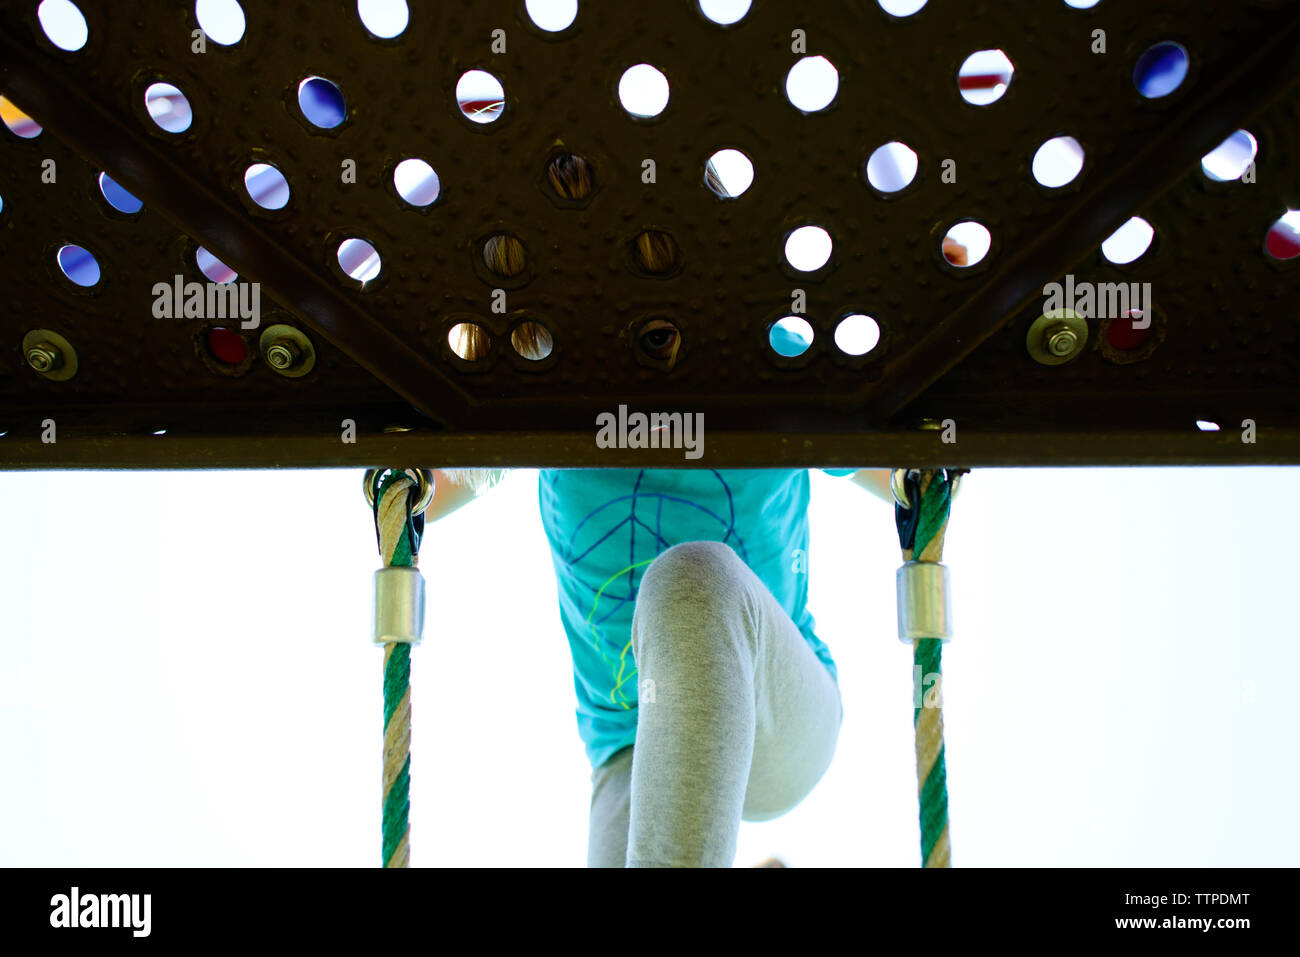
[586,541,844,867]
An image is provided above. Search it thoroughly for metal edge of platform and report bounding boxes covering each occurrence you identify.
[1,428,1295,470]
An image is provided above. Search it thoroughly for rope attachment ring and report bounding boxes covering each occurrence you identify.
[892,467,964,643]
[891,467,962,511]
[366,468,431,646]
[363,467,435,514]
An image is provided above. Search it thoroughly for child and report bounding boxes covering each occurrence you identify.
[429,464,894,867]
[432,155,945,866]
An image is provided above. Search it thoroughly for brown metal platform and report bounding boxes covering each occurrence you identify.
[1,0,1297,468]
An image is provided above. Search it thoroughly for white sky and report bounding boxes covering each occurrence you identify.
[0,465,1295,867]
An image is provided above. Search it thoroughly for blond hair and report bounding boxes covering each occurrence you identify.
[440,467,507,494]
[449,319,552,362]
[442,157,722,492]
[461,153,717,359]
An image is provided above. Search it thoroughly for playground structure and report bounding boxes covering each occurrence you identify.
[2,0,1298,865]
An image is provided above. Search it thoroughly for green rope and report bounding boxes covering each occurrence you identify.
[383,642,410,728]
[381,753,411,867]
[914,639,948,866]
[898,470,956,868]
[375,470,418,868]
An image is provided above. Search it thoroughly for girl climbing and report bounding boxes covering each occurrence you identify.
[427,463,894,867]
[425,155,959,867]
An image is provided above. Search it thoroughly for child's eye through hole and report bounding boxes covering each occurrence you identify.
[638,319,680,361]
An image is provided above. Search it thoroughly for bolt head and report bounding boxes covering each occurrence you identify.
[1046,326,1078,357]
[266,342,298,369]
[26,344,60,373]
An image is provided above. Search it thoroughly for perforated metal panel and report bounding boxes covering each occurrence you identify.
[1,0,1298,468]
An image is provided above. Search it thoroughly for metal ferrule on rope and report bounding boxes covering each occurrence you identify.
[374,566,425,645]
[897,561,952,644]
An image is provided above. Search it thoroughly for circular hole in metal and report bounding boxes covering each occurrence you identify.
[769,316,813,357]
[449,322,490,361]
[1265,210,1300,261]
[357,0,408,39]
[865,141,918,193]
[943,221,991,267]
[546,152,594,200]
[195,0,246,45]
[1201,129,1257,182]
[1032,135,1085,188]
[619,64,670,118]
[98,172,143,214]
[704,149,753,198]
[1106,310,1152,351]
[699,0,751,25]
[145,82,193,133]
[525,0,577,32]
[297,76,346,129]
[878,0,927,16]
[206,327,247,365]
[0,96,42,138]
[1064,0,1101,8]
[457,69,505,124]
[483,234,526,277]
[638,318,680,362]
[959,49,1014,105]
[632,230,680,274]
[1134,41,1189,99]
[196,247,237,283]
[57,244,100,287]
[337,238,381,282]
[393,158,440,206]
[244,162,290,210]
[785,55,838,112]
[38,0,89,51]
[784,225,832,272]
[835,314,881,356]
[511,321,554,360]
[1101,216,1154,264]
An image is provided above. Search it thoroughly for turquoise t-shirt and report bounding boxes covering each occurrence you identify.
[538,467,856,770]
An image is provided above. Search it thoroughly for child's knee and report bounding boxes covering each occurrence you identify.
[640,541,745,598]
[632,541,755,652]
